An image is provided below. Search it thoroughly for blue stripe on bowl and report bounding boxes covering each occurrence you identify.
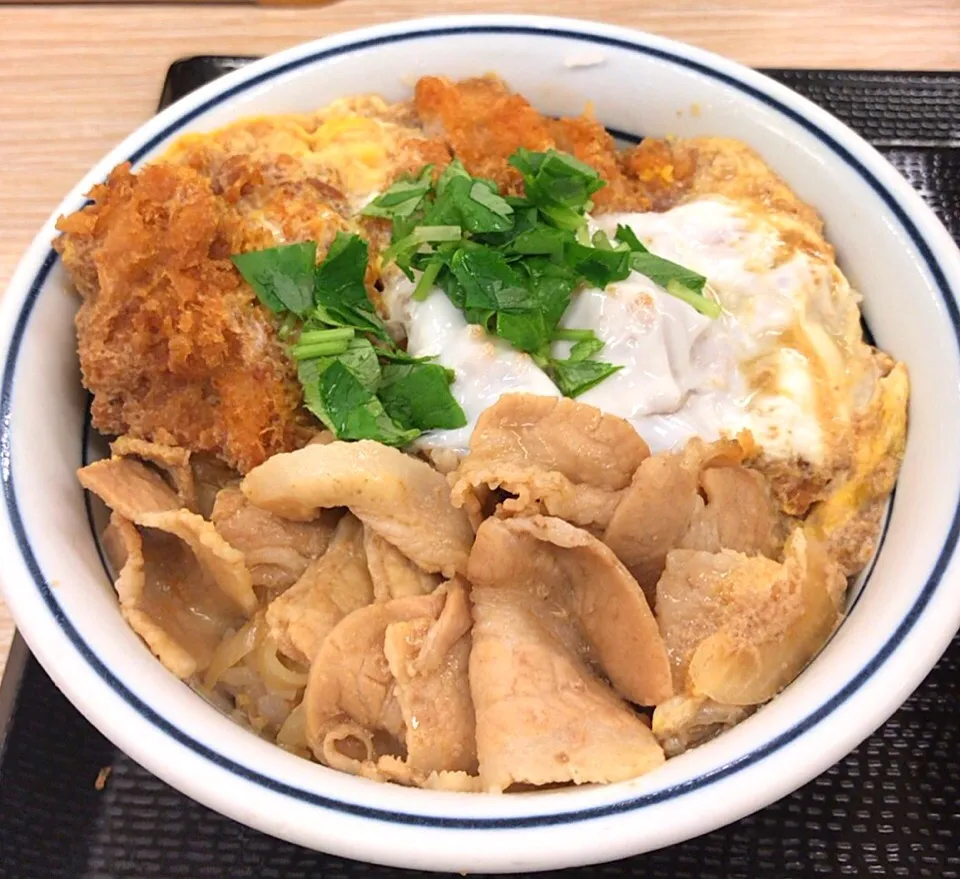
[2,23,957,829]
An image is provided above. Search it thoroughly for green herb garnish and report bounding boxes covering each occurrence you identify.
[231,242,317,317]
[308,359,420,445]
[313,232,389,339]
[378,362,469,431]
[613,224,719,317]
[232,234,466,446]
[361,165,434,220]
[369,148,718,396]
[550,358,623,398]
[232,146,718,445]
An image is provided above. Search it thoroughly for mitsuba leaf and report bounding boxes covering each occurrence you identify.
[296,337,382,428]
[335,338,382,392]
[378,362,467,431]
[569,335,605,361]
[549,358,622,398]
[314,232,388,338]
[231,241,317,316]
[509,225,571,261]
[312,360,418,446]
[509,148,605,221]
[361,165,434,220]
[449,248,532,315]
[423,162,514,234]
[567,241,632,288]
[613,223,709,294]
[628,252,707,294]
[614,224,648,254]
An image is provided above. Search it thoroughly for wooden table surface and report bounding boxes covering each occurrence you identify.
[0,1,958,680]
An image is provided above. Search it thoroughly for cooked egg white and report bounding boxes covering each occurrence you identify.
[383,278,561,451]
[385,195,860,461]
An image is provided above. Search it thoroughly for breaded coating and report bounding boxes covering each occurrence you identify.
[55,162,311,473]
[414,75,555,193]
[620,138,698,211]
[55,103,453,474]
[413,75,696,210]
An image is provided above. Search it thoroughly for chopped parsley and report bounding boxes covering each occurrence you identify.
[364,147,720,397]
[231,232,466,447]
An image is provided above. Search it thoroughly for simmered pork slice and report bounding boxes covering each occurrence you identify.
[679,466,782,559]
[469,585,664,792]
[212,486,339,592]
[111,435,198,511]
[383,579,476,776]
[603,437,781,601]
[79,456,257,616]
[603,452,699,601]
[241,441,474,578]
[190,453,241,519]
[468,516,672,707]
[102,512,251,678]
[450,394,650,530]
[656,529,845,709]
[304,582,475,784]
[265,515,374,666]
[364,528,441,602]
[78,456,182,518]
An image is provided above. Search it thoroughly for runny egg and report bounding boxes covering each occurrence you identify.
[383,195,866,464]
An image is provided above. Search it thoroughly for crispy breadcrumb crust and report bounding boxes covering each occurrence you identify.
[412,75,696,210]
[55,163,312,473]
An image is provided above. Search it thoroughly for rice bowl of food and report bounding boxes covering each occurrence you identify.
[1,15,959,872]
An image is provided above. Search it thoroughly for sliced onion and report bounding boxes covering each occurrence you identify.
[255,637,309,692]
[277,701,308,751]
[202,613,265,690]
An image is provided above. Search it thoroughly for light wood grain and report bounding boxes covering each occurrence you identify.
[0,1,958,679]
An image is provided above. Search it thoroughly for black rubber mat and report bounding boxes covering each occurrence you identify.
[0,59,958,879]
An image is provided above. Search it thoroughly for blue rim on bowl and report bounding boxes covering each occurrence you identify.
[1,16,959,869]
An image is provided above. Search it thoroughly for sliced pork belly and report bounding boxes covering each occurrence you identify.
[303,581,475,784]
[604,437,781,600]
[110,434,198,512]
[212,486,339,592]
[679,465,782,559]
[603,452,700,601]
[241,440,474,578]
[265,515,373,666]
[364,528,441,602]
[469,516,671,706]
[450,394,650,530]
[468,584,663,792]
[78,456,183,518]
[80,455,256,614]
[383,581,476,776]
[101,510,251,679]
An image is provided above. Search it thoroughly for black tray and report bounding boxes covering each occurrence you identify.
[1,59,959,879]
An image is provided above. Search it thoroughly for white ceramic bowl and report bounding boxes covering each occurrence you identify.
[2,15,960,873]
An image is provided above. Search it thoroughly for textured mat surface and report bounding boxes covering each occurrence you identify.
[0,61,958,879]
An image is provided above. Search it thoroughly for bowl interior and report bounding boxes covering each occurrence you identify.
[3,18,960,872]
